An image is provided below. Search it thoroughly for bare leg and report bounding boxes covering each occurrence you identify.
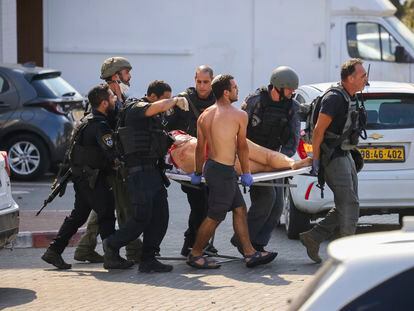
[292,157,313,170]
[235,157,312,174]
[232,206,257,257]
[191,217,220,257]
[233,206,277,269]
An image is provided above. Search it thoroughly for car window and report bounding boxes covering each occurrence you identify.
[380,26,399,61]
[362,94,414,129]
[347,22,399,62]
[341,267,414,311]
[31,76,79,98]
[0,75,9,93]
[294,93,306,104]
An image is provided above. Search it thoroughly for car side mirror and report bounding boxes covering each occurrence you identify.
[395,45,407,63]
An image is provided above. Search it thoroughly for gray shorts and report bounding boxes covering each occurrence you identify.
[204,159,246,222]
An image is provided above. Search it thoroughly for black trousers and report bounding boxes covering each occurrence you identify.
[50,175,116,254]
[107,168,169,261]
[181,184,208,245]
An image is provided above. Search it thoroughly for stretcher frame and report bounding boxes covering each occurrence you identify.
[156,166,312,263]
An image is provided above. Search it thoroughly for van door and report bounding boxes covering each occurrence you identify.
[253,0,329,86]
[329,16,343,80]
[339,17,411,82]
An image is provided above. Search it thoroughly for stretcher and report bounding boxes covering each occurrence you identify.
[159,166,312,262]
[166,166,312,187]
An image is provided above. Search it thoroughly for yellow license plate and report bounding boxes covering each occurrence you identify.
[358,146,405,162]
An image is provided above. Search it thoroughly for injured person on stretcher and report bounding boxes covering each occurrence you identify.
[167,130,312,174]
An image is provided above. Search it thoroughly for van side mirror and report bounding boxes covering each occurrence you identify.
[395,45,407,63]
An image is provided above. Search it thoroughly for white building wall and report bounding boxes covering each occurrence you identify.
[43,0,253,98]
[0,0,17,64]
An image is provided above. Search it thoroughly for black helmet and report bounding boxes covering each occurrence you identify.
[100,57,132,80]
[270,66,299,89]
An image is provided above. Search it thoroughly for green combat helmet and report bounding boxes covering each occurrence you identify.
[100,57,132,80]
[270,66,299,89]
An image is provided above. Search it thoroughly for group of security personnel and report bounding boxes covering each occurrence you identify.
[41,57,189,272]
[40,57,303,271]
[41,55,365,271]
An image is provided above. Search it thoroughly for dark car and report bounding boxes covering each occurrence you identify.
[0,63,84,180]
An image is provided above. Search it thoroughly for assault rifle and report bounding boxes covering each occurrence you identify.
[36,168,72,216]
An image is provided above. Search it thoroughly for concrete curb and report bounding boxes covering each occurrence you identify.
[12,228,86,249]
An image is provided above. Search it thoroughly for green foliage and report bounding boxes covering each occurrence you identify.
[401,0,414,30]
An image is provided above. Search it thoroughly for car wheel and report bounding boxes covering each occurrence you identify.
[5,134,49,181]
[284,186,310,240]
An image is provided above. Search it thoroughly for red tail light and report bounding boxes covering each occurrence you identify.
[297,139,308,159]
[37,102,66,115]
[1,151,10,176]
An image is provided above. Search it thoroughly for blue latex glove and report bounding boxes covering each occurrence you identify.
[240,173,254,187]
[190,172,202,185]
[310,159,320,176]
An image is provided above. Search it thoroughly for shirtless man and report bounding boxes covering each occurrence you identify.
[186,74,278,269]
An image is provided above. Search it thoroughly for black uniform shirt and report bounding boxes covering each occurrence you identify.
[320,90,357,155]
[166,87,215,137]
[320,91,354,135]
[123,100,165,166]
[80,110,117,169]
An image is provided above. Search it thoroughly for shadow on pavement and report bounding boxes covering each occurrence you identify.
[61,255,320,290]
[0,288,37,309]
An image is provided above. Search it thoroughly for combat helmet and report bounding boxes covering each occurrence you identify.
[100,57,132,80]
[270,66,299,89]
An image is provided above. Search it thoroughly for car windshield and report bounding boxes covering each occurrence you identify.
[386,17,414,53]
[362,94,414,129]
[31,76,80,99]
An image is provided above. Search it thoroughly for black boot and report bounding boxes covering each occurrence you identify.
[180,239,192,257]
[139,258,173,273]
[252,243,266,252]
[41,248,72,270]
[103,239,134,270]
[230,236,244,256]
[74,250,104,263]
[203,243,218,256]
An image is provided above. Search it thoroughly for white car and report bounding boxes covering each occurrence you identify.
[0,151,19,248]
[284,81,414,239]
[288,216,414,310]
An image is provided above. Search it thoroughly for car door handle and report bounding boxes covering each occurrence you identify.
[0,101,10,108]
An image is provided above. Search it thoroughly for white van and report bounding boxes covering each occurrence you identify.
[0,151,19,249]
[43,0,414,96]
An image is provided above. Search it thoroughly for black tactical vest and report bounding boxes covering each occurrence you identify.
[182,87,215,137]
[247,88,292,151]
[69,114,109,169]
[117,98,173,164]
